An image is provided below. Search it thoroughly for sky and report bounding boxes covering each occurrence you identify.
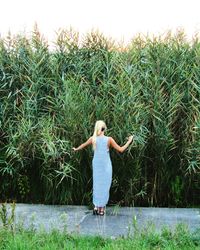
[0,0,200,44]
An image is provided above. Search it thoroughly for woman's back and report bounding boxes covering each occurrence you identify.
[93,136,109,157]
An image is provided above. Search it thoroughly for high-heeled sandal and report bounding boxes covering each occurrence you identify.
[98,207,105,216]
[93,207,98,215]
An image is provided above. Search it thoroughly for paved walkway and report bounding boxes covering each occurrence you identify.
[2,204,200,238]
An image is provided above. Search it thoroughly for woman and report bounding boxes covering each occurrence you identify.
[73,120,133,216]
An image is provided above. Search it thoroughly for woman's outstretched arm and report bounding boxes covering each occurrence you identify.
[109,135,133,153]
[73,137,93,151]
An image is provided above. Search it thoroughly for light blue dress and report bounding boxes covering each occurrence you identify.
[92,136,112,207]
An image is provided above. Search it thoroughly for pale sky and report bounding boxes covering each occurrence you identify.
[0,0,200,44]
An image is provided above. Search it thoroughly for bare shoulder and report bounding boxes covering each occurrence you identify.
[107,136,114,146]
[88,136,93,142]
[84,136,93,145]
[108,136,114,142]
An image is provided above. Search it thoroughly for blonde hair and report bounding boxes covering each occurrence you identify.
[92,120,107,150]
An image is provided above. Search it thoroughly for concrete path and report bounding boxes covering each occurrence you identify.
[2,204,200,238]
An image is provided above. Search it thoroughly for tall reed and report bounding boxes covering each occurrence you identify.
[0,27,199,206]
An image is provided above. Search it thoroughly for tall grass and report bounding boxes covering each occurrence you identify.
[0,27,199,206]
[0,224,199,250]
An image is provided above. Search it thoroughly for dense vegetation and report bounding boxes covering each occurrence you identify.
[0,27,199,206]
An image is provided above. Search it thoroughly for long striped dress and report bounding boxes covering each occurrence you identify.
[92,136,112,207]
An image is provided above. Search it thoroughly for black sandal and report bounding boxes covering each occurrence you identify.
[93,207,98,215]
[98,207,105,216]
